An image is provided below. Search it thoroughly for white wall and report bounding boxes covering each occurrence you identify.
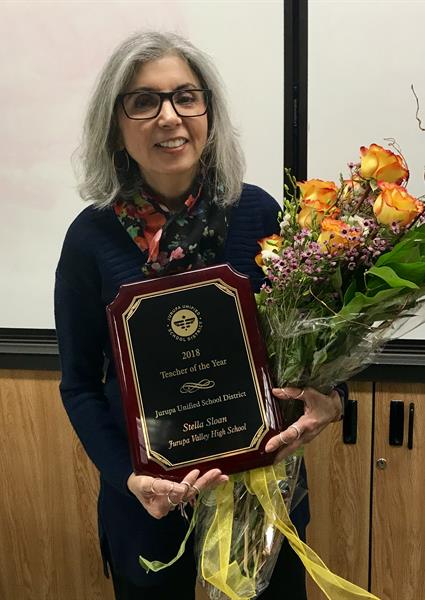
[308,0,425,339]
[0,0,283,329]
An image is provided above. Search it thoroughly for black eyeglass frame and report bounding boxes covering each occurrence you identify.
[117,88,212,120]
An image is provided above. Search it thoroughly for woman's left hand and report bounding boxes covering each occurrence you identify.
[265,386,343,463]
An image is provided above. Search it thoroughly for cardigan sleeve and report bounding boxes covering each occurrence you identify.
[259,187,281,236]
[54,221,133,495]
[224,184,281,290]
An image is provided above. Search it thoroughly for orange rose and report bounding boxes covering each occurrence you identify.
[359,144,408,184]
[297,206,325,228]
[317,218,361,254]
[298,179,338,208]
[297,179,338,228]
[255,234,283,270]
[257,234,283,252]
[373,182,423,226]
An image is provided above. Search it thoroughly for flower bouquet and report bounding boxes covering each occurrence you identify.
[256,143,425,396]
[195,143,425,600]
[194,452,305,600]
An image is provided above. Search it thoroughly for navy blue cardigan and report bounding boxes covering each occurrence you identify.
[55,183,309,586]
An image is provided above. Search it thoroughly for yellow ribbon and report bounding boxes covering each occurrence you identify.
[139,503,198,573]
[139,463,381,600]
[200,464,381,600]
[200,480,256,600]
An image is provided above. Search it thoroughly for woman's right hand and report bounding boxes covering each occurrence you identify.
[127,468,228,519]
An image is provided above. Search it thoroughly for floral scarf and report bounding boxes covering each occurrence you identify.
[113,176,229,277]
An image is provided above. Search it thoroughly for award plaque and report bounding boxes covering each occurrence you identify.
[107,264,282,480]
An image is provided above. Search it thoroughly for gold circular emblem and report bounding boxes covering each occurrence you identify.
[170,308,199,338]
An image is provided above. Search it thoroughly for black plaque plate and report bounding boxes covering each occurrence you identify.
[107,264,282,480]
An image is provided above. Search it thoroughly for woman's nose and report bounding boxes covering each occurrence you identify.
[157,99,182,126]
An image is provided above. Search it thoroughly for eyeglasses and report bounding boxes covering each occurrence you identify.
[117,88,211,120]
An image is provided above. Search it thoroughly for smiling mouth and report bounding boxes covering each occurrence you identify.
[155,137,188,149]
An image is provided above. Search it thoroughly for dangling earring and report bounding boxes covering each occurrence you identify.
[112,149,130,172]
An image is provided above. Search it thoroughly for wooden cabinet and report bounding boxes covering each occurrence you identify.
[0,370,114,600]
[305,381,425,600]
[1,371,423,599]
[371,383,425,600]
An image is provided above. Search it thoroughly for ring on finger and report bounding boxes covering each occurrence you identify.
[294,389,305,400]
[180,481,191,501]
[167,481,178,503]
[288,423,302,440]
[191,483,201,495]
[167,494,179,508]
[279,431,289,446]
[150,477,165,495]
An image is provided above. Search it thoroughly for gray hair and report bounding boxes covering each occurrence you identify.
[74,31,245,208]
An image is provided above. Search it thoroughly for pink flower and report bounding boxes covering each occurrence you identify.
[169,246,185,261]
[147,229,163,262]
[185,194,197,210]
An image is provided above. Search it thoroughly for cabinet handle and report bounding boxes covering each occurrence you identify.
[343,399,357,444]
[389,400,404,446]
[407,403,415,450]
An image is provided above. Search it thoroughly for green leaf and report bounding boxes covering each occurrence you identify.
[343,276,361,304]
[376,225,425,267]
[377,242,421,267]
[329,265,342,292]
[389,262,425,286]
[366,265,419,291]
[339,287,409,318]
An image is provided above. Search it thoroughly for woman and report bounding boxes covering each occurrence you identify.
[55,31,344,600]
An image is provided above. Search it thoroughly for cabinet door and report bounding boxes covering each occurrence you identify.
[304,381,373,599]
[0,370,114,600]
[372,383,425,600]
